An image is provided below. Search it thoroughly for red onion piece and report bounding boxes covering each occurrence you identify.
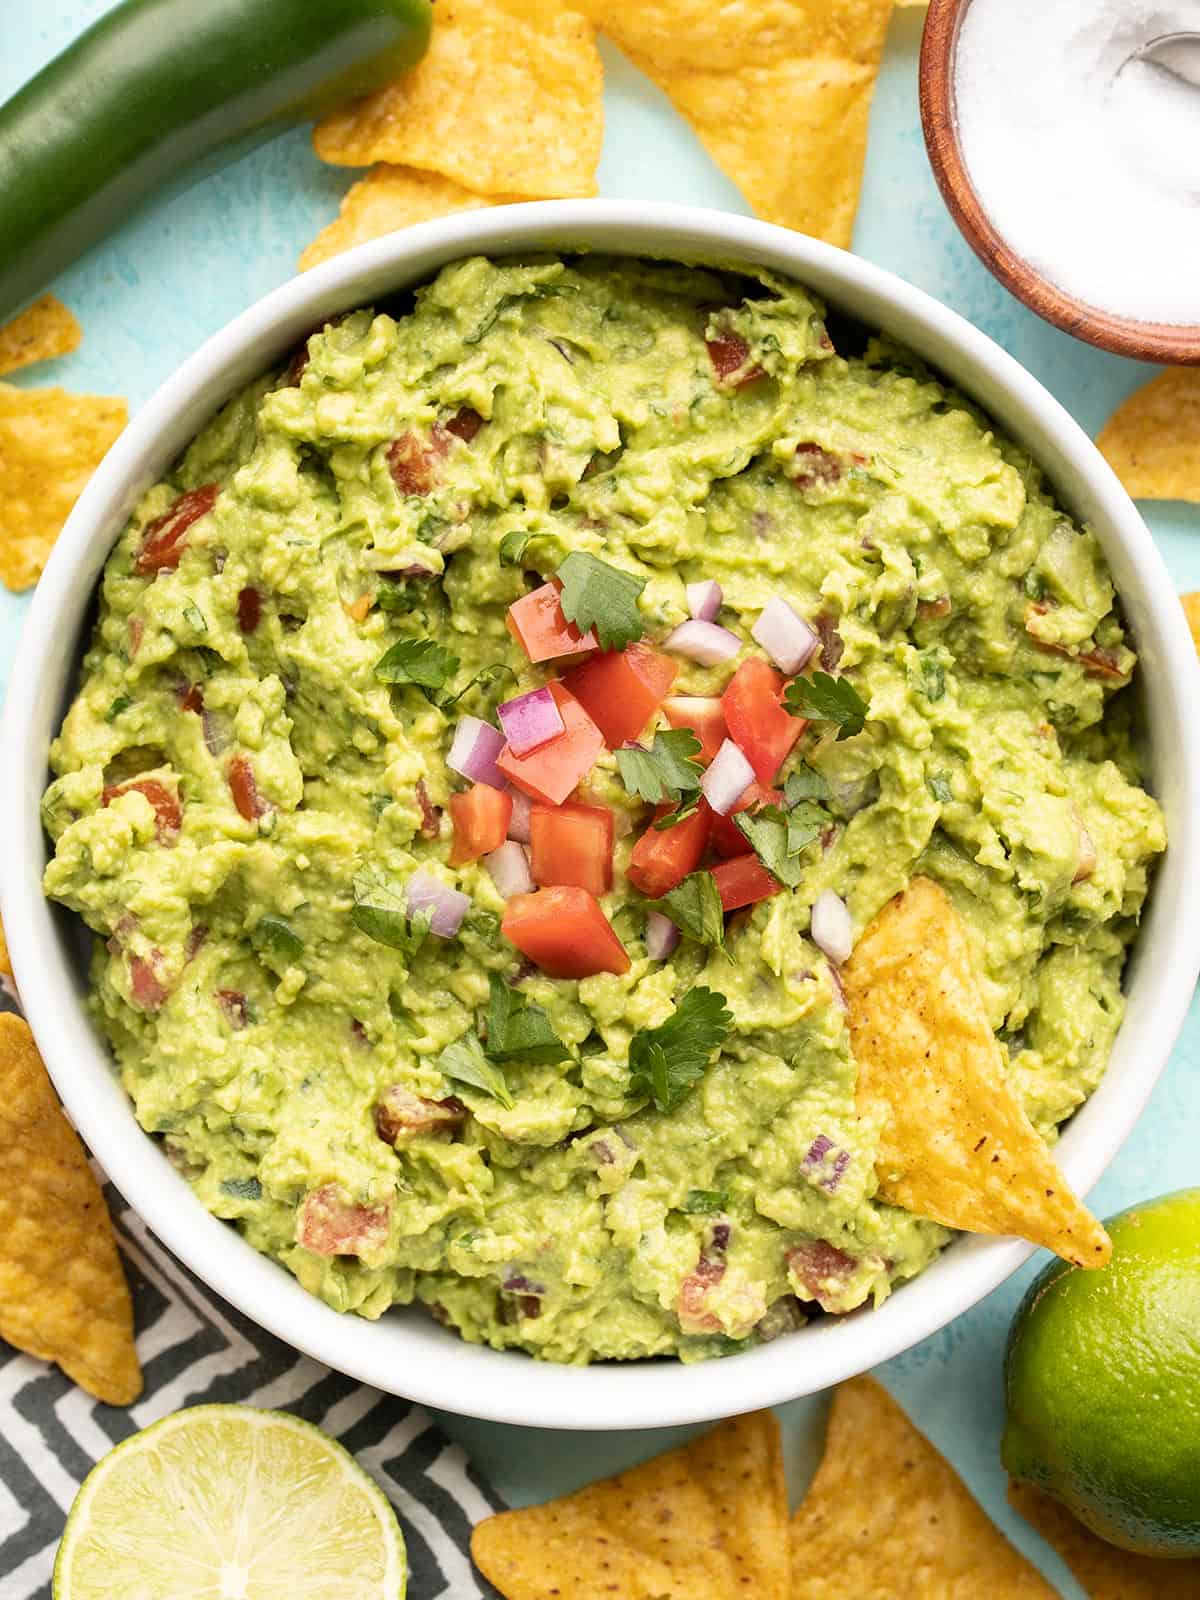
[752,598,819,674]
[664,620,742,667]
[447,716,506,790]
[201,708,230,757]
[645,910,681,961]
[497,685,565,757]
[507,789,533,845]
[686,579,723,623]
[803,1134,851,1193]
[406,868,470,938]
[811,889,853,966]
[700,738,755,815]
[485,841,535,899]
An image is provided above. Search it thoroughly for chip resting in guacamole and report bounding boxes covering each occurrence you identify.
[42,256,1164,1362]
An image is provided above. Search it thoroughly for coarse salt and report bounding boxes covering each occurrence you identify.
[955,0,1200,325]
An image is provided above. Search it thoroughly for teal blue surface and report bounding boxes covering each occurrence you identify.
[4,9,1199,1592]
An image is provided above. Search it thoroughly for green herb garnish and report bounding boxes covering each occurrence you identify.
[783,764,830,806]
[220,1176,262,1201]
[927,772,953,804]
[556,552,646,651]
[350,868,432,956]
[784,671,869,741]
[484,973,569,1065]
[628,987,734,1113]
[104,695,132,723]
[658,871,727,949]
[434,1033,514,1109]
[254,915,304,964]
[732,806,806,889]
[681,1189,728,1215]
[374,636,459,693]
[181,600,207,633]
[616,729,704,806]
[498,529,535,566]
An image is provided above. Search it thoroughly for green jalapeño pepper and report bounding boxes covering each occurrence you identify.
[0,0,433,320]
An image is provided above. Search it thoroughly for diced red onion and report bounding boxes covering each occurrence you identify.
[645,910,681,961]
[497,685,564,757]
[752,598,819,674]
[447,716,506,790]
[803,1134,851,1193]
[811,889,853,966]
[406,868,470,938]
[701,739,755,815]
[507,789,532,845]
[664,620,741,667]
[485,841,534,899]
[686,579,723,623]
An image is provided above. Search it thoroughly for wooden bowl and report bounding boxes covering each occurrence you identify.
[920,0,1200,364]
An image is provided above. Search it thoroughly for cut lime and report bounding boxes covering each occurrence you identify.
[54,1404,407,1600]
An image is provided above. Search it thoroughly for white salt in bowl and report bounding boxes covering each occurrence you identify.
[3,201,1199,1429]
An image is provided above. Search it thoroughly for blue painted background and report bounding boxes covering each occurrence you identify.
[5,7,1199,1591]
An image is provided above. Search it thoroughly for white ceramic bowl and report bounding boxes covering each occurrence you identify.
[4,202,1199,1430]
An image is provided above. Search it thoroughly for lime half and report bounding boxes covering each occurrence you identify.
[54,1405,407,1600]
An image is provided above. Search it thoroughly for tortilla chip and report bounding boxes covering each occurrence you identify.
[1096,369,1200,502]
[790,1379,1056,1598]
[0,382,126,590]
[0,295,82,377]
[472,1410,789,1599]
[301,166,526,270]
[0,1014,141,1404]
[844,876,1111,1267]
[590,1,893,248]
[0,912,11,981]
[313,0,603,199]
[1008,1480,1200,1598]
[1181,592,1200,656]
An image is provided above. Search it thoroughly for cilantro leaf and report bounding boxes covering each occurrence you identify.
[220,1176,262,1201]
[616,729,704,805]
[733,806,807,889]
[351,867,432,956]
[927,771,953,804]
[375,637,459,692]
[783,764,830,806]
[485,973,569,1065]
[628,987,734,1113]
[916,653,945,702]
[104,694,132,723]
[254,915,304,964]
[784,671,869,740]
[498,529,535,567]
[681,1189,728,1215]
[435,1032,514,1110]
[556,552,646,651]
[653,798,702,831]
[658,871,727,948]
[438,661,517,711]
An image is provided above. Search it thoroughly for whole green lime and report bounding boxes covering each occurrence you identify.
[1003,1187,1200,1557]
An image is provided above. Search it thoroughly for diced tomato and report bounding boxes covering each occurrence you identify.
[237,586,261,633]
[721,657,807,783]
[560,643,677,748]
[128,616,144,657]
[676,1254,725,1335]
[227,754,269,821]
[791,442,849,490]
[506,582,597,664]
[134,484,219,574]
[387,430,448,496]
[708,782,782,858]
[101,778,182,842]
[661,695,727,764]
[627,802,711,898]
[449,784,513,866]
[710,854,781,912]
[296,1184,390,1258]
[786,1240,875,1313]
[496,683,604,806]
[529,802,613,896]
[375,1085,467,1145]
[442,405,484,442]
[705,332,764,389]
[129,951,168,1011]
[178,683,203,714]
[414,777,441,839]
[215,989,250,1030]
[502,885,630,978]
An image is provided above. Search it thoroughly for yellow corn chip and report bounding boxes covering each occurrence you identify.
[844,876,1111,1267]
[0,1014,141,1404]
[1181,592,1200,656]
[301,165,526,271]
[1008,1480,1200,1598]
[790,1378,1056,1598]
[0,295,82,377]
[313,0,603,199]
[472,1410,789,1599]
[1096,369,1200,502]
[590,1,893,248]
[0,382,126,591]
[0,912,11,981]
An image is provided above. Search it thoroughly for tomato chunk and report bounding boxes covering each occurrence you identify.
[502,885,630,978]
[706,332,764,389]
[506,582,597,663]
[442,406,484,442]
[134,483,219,574]
[496,682,604,806]
[101,777,182,842]
[530,802,614,896]
[296,1185,390,1258]
[227,754,269,821]
[237,586,261,633]
[627,802,711,899]
[387,430,448,496]
[708,782,782,858]
[449,784,513,866]
[661,695,727,764]
[710,854,781,912]
[721,658,807,783]
[128,951,169,1012]
[560,643,677,748]
[375,1085,466,1145]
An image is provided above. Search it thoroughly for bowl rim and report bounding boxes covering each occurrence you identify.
[919,0,1200,365]
[4,198,1199,1431]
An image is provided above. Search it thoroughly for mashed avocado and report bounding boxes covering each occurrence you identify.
[42,256,1165,1362]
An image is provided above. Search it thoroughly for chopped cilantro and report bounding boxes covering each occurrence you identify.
[917,653,945,702]
[435,1033,514,1109]
[681,1189,728,1215]
[786,799,828,856]
[438,661,517,711]
[783,764,830,805]
[927,772,954,804]
[484,973,568,1065]
[104,695,132,723]
[658,871,727,949]
[784,671,869,740]
[220,1176,262,1201]
[181,601,207,633]
[556,552,646,651]
[351,867,432,956]
[375,577,427,614]
[254,915,304,964]
[653,798,702,831]
[498,529,535,567]
[616,729,704,805]
[628,987,734,1113]
[375,636,459,692]
[733,806,806,889]
[578,1031,607,1057]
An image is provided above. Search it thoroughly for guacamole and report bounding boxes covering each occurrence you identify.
[42,256,1165,1363]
